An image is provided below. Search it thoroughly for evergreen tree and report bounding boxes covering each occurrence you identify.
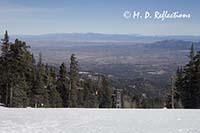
[192,51,200,107]
[83,81,90,107]
[0,30,10,105]
[69,54,79,107]
[48,68,63,107]
[83,79,98,108]
[1,30,10,59]
[12,39,35,107]
[0,34,34,107]
[12,74,28,107]
[182,44,198,108]
[174,67,184,108]
[174,44,200,108]
[32,68,45,107]
[98,76,112,108]
[57,63,68,107]
[31,53,49,107]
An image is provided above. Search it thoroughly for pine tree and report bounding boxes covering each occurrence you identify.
[12,74,28,107]
[48,68,62,107]
[98,76,112,108]
[69,54,79,107]
[57,63,68,107]
[83,81,90,107]
[1,30,10,59]
[174,44,200,108]
[83,79,98,108]
[174,67,184,108]
[0,31,10,105]
[192,51,200,107]
[31,53,49,107]
[32,71,45,107]
[0,34,35,107]
[182,44,198,108]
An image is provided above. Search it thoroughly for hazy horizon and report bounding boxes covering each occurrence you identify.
[1,32,200,37]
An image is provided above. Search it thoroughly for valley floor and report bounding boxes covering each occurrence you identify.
[0,107,200,133]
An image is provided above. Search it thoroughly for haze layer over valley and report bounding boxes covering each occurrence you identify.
[15,34,199,86]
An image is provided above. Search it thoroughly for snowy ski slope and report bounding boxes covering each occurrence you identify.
[0,107,200,133]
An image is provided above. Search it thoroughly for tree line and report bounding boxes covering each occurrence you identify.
[1,31,199,109]
[0,31,113,108]
[166,44,200,108]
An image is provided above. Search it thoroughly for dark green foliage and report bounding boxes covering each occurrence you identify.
[48,68,62,107]
[83,79,98,108]
[173,44,200,108]
[0,31,11,106]
[69,54,79,107]
[57,63,68,107]
[1,30,10,58]
[12,74,28,107]
[98,76,112,108]
[0,32,34,107]
[0,31,114,108]
[31,67,46,107]
[31,53,49,107]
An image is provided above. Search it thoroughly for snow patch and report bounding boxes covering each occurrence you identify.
[0,108,200,133]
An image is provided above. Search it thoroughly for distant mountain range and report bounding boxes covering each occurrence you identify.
[147,39,200,50]
[2,32,198,88]
[7,33,200,43]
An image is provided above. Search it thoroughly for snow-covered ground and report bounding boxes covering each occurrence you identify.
[0,107,200,133]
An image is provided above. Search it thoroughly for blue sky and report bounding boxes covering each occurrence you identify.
[0,0,200,35]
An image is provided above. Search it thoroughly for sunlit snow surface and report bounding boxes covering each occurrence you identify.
[0,107,200,133]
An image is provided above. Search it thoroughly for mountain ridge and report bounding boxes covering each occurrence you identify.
[5,33,200,43]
